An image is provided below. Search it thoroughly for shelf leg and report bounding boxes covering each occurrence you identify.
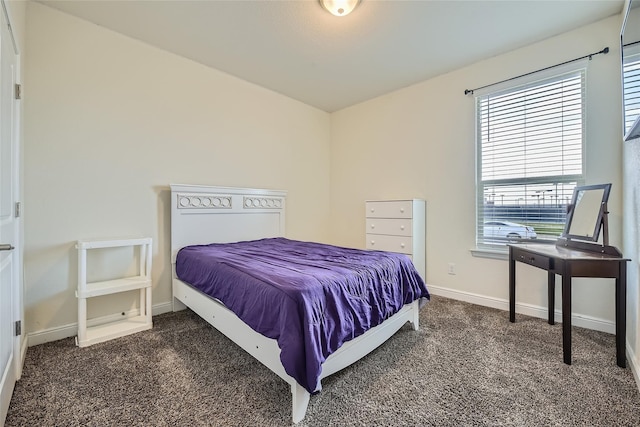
[77,247,87,346]
[145,286,152,323]
[78,297,87,345]
[139,288,145,316]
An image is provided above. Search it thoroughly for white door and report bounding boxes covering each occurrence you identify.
[0,5,19,425]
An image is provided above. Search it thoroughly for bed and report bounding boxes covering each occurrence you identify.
[170,184,429,423]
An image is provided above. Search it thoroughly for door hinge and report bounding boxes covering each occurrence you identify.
[15,201,20,218]
[14,320,21,336]
[14,83,21,100]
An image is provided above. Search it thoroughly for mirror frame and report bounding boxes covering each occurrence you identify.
[621,0,640,141]
[562,183,612,243]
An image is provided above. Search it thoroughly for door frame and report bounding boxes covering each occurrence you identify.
[0,0,23,424]
[3,0,23,376]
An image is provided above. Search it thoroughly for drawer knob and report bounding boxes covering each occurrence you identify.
[371,240,375,245]
[370,208,375,213]
[400,243,405,248]
[400,225,405,230]
[400,208,405,213]
[370,224,375,229]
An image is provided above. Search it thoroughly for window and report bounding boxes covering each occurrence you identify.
[623,50,640,136]
[476,69,585,247]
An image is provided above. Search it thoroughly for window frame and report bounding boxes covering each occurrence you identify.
[474,67,587,252]
[623,46,640,138]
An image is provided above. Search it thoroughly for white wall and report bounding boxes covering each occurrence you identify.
[330,16,625,330]
[622,0,640,382]
[23,2,331,338]
[623,135,640,378]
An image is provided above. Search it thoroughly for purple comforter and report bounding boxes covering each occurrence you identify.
[175,237,429,394]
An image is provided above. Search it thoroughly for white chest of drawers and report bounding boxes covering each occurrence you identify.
[365,199,426,279]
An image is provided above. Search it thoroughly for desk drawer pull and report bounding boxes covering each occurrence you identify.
[515,251,550,269]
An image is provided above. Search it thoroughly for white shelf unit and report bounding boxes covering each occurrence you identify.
[76,237,153,347]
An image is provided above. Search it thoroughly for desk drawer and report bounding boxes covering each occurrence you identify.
[512,248,551,270]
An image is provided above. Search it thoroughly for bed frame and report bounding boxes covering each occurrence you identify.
[170,184,421,423]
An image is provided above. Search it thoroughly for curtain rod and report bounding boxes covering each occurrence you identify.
[464,46,609,96]
[623,40,640,48]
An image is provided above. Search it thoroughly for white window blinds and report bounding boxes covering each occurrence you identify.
[623,52,640,136]
[476,70,585,246]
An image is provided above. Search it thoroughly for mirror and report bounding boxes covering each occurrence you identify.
[622,0,640,141]
[563,183,611,242]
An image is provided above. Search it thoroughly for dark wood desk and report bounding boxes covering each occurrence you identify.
[508,242,628,368]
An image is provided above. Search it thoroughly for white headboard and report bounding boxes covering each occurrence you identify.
[170,184,287,262]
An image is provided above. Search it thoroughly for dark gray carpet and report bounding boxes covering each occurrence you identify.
[6,296,640,426]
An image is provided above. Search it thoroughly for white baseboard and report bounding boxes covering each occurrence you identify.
[26,302,174,347]
[152,301,174,316]
[18,336,27,379]
[28,288,619,342]
[427,284,616,334]
[626,342,640,394]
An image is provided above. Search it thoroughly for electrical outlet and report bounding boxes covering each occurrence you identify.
[448,262,456,275]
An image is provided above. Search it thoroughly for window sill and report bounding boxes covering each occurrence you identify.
[471,238,557,260]
[470,247,508,260]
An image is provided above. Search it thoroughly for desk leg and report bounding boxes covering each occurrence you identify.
[562,265,572,365]
[616,262,627,368]
[548,271,555,325]
[509,250,516,323]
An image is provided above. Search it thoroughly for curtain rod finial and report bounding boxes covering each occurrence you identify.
[464,89,474,95]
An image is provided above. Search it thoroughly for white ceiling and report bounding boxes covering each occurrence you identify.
[39,0,624,112]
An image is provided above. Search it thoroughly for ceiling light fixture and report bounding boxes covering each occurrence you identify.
[319,0,361,17]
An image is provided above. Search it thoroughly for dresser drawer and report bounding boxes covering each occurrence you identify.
[366,218,412,237]
[366,201,413,219]
[366,234,413,254]
[512,248,551,270]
